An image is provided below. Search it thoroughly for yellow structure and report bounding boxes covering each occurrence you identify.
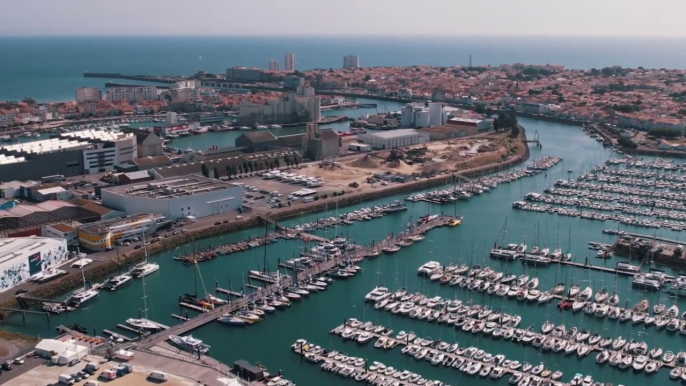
[78,213,168,251]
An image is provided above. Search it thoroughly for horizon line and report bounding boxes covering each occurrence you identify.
[1,33,686,39]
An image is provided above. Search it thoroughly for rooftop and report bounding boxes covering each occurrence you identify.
[61,129,133,143]
[0,237,65,264]
[360,129,421,139]
[105,174,240,199]
[79,213,166,235]
[0,138,89,155]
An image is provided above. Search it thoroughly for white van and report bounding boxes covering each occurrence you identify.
[148,370,168,382]
[84,381,99,386]
[58,374,75,385]
[302,197,315,203]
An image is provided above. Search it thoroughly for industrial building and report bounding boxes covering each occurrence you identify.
[357,129,430,150]
[226,67,267,82]
[0,236,68,292]
[60,130,137,173]
[101,175,243,220]
[77,213,168,251]
[238,92,321,124]
[401,102,451,128]
[42,222,79,246]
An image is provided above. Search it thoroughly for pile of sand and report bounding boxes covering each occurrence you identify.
[348,156,382,169]
[385,160,416,173]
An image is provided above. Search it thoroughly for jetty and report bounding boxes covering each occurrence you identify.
[138,215,455,349]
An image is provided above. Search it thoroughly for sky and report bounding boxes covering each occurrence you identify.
[0,0,683,37]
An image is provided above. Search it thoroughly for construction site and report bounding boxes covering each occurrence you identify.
[299,131,522,189]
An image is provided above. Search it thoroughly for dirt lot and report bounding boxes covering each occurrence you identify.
[298,133,517,188]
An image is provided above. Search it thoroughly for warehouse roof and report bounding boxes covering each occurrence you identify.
[360,129,421,139]
[0,237,66,264]
[104,175,239,199]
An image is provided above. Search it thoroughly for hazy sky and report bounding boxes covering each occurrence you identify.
[1,0,683,37]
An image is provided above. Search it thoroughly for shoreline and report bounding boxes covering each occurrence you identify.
[0,130,530,312]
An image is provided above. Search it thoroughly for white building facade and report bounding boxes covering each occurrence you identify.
[106,86,159,102]
[0,237,68,292]
[101,176,244,220]
[269,60,279,71]
[75,87,103,102]
[357,129,430,150]
[285,53,296,72]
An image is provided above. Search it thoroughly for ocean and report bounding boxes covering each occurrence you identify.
[2,35,686,102]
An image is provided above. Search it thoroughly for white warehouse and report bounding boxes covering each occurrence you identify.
[357,129,430,150]
[101,175,243,220]
[0,237,68,292]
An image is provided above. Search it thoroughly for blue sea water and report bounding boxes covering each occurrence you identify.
[1,35,686,102]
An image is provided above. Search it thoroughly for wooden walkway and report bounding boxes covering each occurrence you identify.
[138,216,454,349]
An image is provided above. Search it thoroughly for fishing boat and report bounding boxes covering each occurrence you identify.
[169,335,210,354]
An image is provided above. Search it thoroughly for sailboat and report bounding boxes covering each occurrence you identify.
[131,238,159,278]
[66,259,99,307]
[127,237,164,331]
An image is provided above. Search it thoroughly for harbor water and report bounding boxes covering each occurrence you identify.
[2,117,683,386]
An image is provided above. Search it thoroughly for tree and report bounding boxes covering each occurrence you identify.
[253,161,259,171]
[232,165,238,177]
[618,136,638,149]
[493,118,500,131]
[243,162,249,173]
[510,125,520,138]
[201,162,209,178]
[364,74,372,81]
[649,127,681,139]
[274,158,280,169]
[293,156,299,168]
[238,165,243,175]
[285,157,291,169]
[213,167,220,179]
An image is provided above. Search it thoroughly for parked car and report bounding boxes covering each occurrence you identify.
[2,361,13,370]
[214,222,221,226]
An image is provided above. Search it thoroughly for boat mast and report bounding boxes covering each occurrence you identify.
[141,233,149,320]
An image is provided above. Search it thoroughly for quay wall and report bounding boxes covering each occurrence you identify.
[0,131,530,313]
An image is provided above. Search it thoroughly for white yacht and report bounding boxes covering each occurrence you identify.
[365,287,390,302]
[131,262,159,278]
[103,274,133,291]
[126,318,162,331]
[169,335,210,354]
[418,261,441,275]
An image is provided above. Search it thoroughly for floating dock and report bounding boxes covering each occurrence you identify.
[139,215,455,349]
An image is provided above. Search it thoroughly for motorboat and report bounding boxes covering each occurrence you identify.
[103,274,133,291]
[169,334,210,354]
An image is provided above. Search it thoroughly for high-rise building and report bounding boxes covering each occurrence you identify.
[285,53,296,72]
[269,60,279,71]
[343,55,360,69]
[75,87,102,102]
